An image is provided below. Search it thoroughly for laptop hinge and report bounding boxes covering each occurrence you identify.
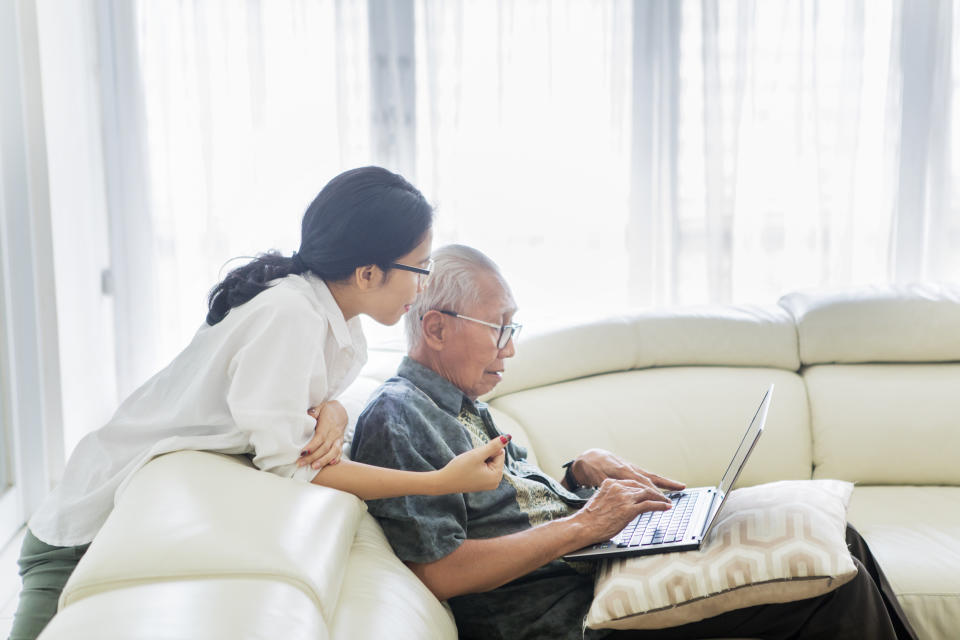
[697,488,724,541]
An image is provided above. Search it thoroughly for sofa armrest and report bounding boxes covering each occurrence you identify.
[59,451,365,626]
[41,578,325,640]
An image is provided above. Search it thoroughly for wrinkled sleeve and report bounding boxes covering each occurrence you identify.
[226,303,324,484]
[351,394,468,564]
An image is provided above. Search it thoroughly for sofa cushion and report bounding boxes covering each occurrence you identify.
[60,451,365,627]
[329,514,457,640]
[847,486,960,640]
[806,364,960,484]
[489,368,811,489]
[40,578,326,640]
[780,284,960,365]
[586,480,856,631]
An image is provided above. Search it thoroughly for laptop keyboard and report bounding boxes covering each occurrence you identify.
[613,491,701,547]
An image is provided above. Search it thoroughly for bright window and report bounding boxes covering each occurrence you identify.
[93,0,960,430]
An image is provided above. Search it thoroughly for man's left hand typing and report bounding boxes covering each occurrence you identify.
[567,448,686,493]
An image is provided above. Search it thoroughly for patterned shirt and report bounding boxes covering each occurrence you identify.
[456,403,581,528]
[351,357,612,640]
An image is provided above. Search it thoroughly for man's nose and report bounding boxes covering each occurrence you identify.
[499,336,517,358]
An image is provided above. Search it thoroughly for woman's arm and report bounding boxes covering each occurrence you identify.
[310,436,509,500]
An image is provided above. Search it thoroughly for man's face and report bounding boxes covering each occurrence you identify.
[439,272,518,400]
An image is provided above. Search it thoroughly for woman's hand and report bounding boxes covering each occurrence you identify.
[435,435,511,494]
[297,400,348,470]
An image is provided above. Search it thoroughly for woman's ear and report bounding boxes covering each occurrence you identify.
[354,264,382,290]
[420,310,447,351]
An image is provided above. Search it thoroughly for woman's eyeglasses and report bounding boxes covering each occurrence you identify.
[434,309,522,349]
[391,258,434,284]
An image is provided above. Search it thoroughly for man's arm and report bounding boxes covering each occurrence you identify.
[407,479,672,601]
[351,389,478,564]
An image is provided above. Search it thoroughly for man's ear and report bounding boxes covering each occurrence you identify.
[354,264,382,290]
[420,310,447,351]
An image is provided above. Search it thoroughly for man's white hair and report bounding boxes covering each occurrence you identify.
[405,244,509,349]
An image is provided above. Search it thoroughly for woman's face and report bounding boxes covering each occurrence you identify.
[368,230,433,326]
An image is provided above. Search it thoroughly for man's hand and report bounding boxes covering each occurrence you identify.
[407,477,673,601]
[568,478,674,544]
[568,448,685,493]
[297,400,348,470]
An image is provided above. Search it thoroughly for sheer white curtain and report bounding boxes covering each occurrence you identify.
[894,0,958,282]
[101,0,960,398]
[106,0,373,394]
[691,0,959,303]
[414,0,634,329]
[670,0,900,305]
[416,0,960,316]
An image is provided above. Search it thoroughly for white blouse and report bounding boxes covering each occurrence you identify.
[29,274,367,547]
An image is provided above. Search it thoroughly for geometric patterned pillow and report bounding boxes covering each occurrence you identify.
[587,480,857,631]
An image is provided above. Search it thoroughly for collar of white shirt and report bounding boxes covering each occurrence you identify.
[304,273,364,350]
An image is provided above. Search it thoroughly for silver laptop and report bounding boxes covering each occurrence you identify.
[564,384,773,561]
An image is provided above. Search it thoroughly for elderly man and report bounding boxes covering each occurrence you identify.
[350,245,915,640]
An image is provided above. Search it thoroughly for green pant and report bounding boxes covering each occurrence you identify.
[8,530,89,640]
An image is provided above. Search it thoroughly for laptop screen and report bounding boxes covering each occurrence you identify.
[717,385,773,496]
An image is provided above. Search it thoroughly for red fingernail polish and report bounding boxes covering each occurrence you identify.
[300,451,308,457]
[500,434,512,444]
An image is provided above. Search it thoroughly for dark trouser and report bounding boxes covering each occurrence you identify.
[844,525,917,640]
[612,525,918,640]
[8,530,89,640]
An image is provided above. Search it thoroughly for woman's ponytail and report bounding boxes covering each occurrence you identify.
[205,166,432,326]
[206,252,308,325]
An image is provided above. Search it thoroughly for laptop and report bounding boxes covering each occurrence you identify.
[563,384,773,561]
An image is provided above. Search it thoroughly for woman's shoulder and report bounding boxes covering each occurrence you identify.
[222,275,331,333]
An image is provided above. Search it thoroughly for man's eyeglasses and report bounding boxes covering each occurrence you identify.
[434,309,522,349]
[391,258,434,284]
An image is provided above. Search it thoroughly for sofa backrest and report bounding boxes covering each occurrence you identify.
[486,305,813,488]
[781,286,960,485]
[60,451,365,631]
[485,305,799,398]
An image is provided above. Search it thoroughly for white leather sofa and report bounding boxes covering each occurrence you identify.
[38,285,960,639]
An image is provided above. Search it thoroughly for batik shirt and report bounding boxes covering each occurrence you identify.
[351,357,612,640]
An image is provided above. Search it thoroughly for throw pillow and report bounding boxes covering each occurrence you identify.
[586,479,857,631]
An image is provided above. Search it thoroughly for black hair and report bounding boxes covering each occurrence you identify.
[206,166,433,325]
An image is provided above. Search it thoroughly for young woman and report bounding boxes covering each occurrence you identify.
[9,166,508,640]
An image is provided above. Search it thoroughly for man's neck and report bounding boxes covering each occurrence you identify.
[407,349,479,403]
